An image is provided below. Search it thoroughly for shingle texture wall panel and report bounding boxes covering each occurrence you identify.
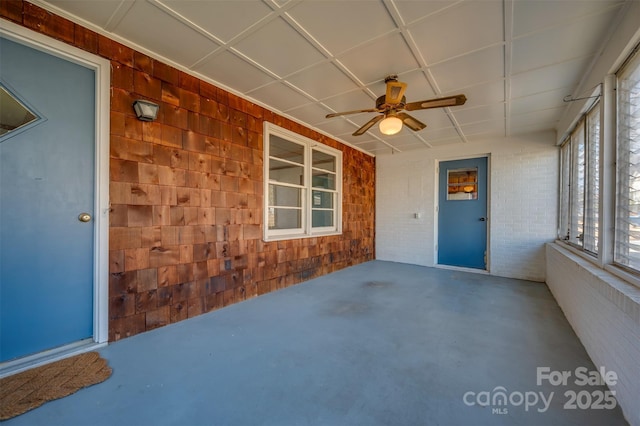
[2,1,375,341]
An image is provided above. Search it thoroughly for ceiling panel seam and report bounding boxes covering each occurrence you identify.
[504,0,513,138]
[104,0,133,32]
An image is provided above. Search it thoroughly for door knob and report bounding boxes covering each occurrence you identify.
[479,217,486,221]
[78,213,92,222]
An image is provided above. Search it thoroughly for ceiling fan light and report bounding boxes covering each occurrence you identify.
[379,116,403,135]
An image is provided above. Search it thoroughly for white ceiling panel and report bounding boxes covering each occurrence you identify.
[287,62,356,101]
[195,51,276,93]
[384,133,427,148]
[247,82,312,113]
[422,126,462,141]
[394,1,456,26]
[159,0,272,44]
[460,119,506,137]
[510,56,592,99]
[400,142,432,152]
[355,140,395,153]
[410,109,455,130]
[428,136,465,147]
[430,45,505,93]
[337,33,420,85]
[455,79,506,108]
[512,0,624,38]
[286,1,396,56]
[452,103,505,126]
[46,0,123,28]
[285,103,335,127]
[353,136,384,146]
[410,0,504,65]
[511,107,565,129]
[342,133,389,147]
[113,1,219,66]
[511,8,618,75]
[510,88,571,116]
[233,17,325,77]
[40,0,627,155]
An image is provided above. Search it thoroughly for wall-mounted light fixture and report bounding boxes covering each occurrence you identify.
[379,114,402,135]
[132,99,159,121]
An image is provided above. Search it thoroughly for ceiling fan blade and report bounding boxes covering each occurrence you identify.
[404,94,467,111]
[397,112,427,131]
[385,81,407,104]
[353,115,384,136]
[325,108,380,118]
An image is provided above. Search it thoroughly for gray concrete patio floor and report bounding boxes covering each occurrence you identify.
[4,261,628,425]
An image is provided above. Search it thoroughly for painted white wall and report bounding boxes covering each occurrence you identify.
[546,244,640,426]
[376,131,558,282]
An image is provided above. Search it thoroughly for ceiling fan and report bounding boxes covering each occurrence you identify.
[325,75,467,136]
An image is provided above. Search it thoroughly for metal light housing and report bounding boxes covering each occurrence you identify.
[133,99,159,121]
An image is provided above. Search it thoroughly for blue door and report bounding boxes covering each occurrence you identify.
[438,157,488,269]
[0,36,95,361]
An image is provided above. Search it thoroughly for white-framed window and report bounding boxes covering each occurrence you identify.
[558,100,600,254]
[263,122,342,241]
[614,48,640,271]
[584,105,600,253]
[569,119,586,246]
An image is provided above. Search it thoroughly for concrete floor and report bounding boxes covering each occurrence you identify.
[4,261,628,426]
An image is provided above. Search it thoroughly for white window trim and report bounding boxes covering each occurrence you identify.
[558,101,600,252]
[263,122,342,242]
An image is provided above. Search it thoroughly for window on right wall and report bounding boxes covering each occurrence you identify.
[558,101,600,255]
[614,48,640,272]
[557,42,640,285]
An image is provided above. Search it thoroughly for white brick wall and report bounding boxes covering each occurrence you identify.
[376,132,558,282]
[546,243,640,426]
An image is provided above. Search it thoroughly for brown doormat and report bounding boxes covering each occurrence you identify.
[0,351,112,420]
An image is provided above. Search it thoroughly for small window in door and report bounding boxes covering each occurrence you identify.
[0,82,42,143]
[447,168,478,200]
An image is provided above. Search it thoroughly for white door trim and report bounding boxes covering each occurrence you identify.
[434,154,491,272]
[0,20,110,371]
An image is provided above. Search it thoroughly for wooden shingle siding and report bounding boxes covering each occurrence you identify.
[2,1,376,342]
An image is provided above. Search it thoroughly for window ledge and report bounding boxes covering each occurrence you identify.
[549,242,640,325]
[554,240,640,289]
[264,231,342,243]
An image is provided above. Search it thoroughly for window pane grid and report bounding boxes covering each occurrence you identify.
[267,180,304,189]
[268,184,302,208]
[269,155,304,166]
[312,150,336,172]
[584,106,600,253]
[569,124,586,246]
[559,141,571,240]
[269,136,304,164]
[312,170,336,190]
